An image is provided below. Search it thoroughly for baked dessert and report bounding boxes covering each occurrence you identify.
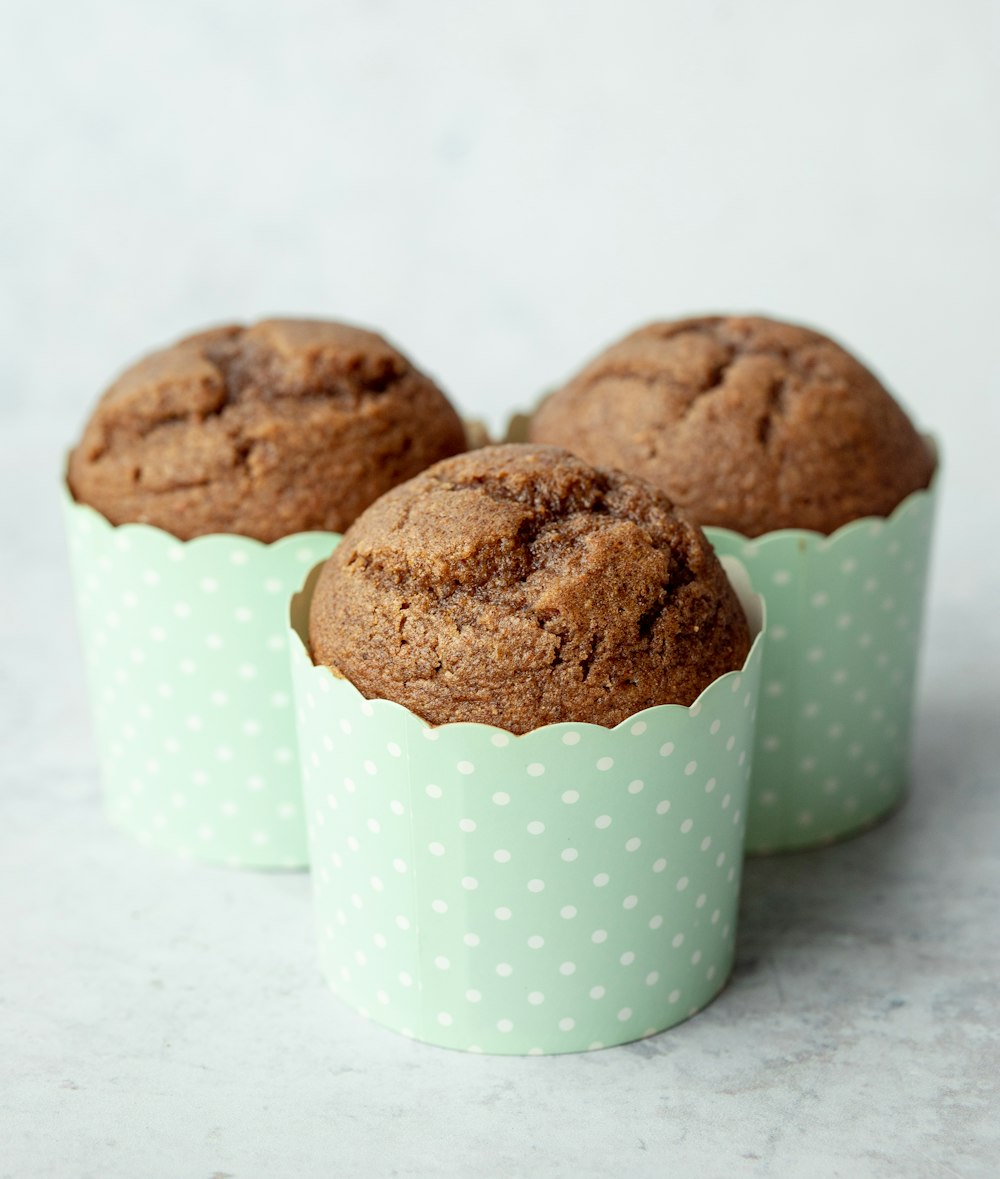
[68,318,467,541]
[309,443,751,733]
[529,315,935,537]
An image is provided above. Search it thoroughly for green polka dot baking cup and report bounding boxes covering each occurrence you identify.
[63,487,340,868]
[289,558,765,1055]
[706,462,938,853]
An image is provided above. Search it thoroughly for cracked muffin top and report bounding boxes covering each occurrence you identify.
[529,316,935,537]
[309,443,751,733]
[68,319,467,541]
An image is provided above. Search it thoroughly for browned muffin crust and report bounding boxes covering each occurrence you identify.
[309,443,751,733]
[68,319,467,541]
[529,316,935,537]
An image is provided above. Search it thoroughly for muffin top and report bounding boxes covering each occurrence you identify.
[68,318,467,541]
[529,315,935,536]
[309,443,751,734]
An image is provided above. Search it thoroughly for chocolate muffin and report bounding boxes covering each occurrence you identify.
[68,318,467,542]
[529,315,935,537]
[309,443,751,733]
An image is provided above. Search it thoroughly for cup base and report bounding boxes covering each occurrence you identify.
[103,796,309,871]
[745,783,907,856]
[322,964,734,1056]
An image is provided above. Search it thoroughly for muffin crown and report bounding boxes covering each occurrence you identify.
[310,443,751,733]
[68,319,467,541]
[531,315,935,536]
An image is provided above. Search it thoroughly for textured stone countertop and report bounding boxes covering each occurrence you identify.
[5,2,999,1168]
[2,420,998,1179]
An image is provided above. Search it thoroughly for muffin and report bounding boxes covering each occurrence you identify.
[292,446,766,1054]
[68,318,467,541]
[528,315,939,852]
[529,315,935,537]
[309,443,751,733]
[63,317,464,868]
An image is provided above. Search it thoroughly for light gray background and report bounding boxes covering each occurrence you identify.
[2,2,998,1177]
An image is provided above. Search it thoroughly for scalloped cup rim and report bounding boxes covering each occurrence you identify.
[62,478,341,552]
[703,438,939,550]
[289,558,766,743]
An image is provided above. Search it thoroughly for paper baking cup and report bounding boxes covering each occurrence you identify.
[63,488,340,868]
[289,559,764,1054]
[705,467,938,853]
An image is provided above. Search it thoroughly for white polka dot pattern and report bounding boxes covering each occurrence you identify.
[706,475,938,852]
[290,589,765,1056]
[63,492,340,868]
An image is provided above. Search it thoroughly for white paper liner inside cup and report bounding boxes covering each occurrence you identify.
[289,558,765,1055]
[63,486,340,868]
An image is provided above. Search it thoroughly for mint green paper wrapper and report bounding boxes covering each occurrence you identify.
[63,489,340,868]
[290,559,765,1055]
[706,464,938,853]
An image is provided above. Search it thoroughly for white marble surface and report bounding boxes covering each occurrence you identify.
[3,420,998,1177]
[3,2,1000,1175]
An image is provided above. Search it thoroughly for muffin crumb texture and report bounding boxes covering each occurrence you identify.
[530,315,935,536]
[309,444,751,733]
[69,319,467,541]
